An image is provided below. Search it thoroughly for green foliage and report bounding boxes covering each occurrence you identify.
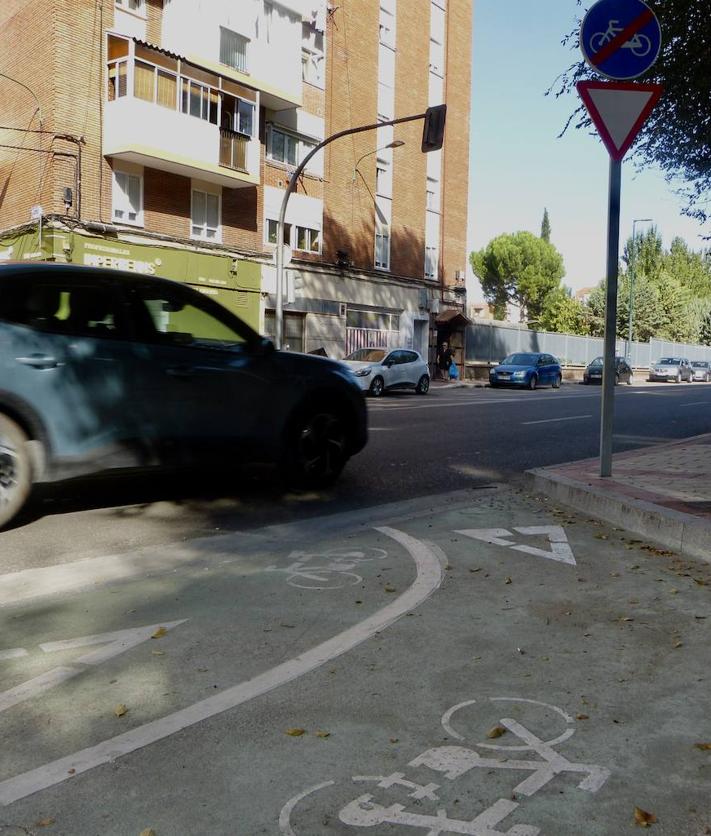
[700,309,711,346]
[470,232,565,322]
[541,208,551,243]
[553,0,711,227]
[539,287,587,335]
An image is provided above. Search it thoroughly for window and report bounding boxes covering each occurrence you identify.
[266,218,292,246]
[191,189,221,241]
[181,79,219,124]
[113,170,143,225]
[132,287,246,349]
[346,309,399,331]
[264,311,304,353]
[425,245,439,278]
[116,0,144,13]
[268,127,315,167]
[108,60,128,100]
[375,227,390,270]
[236,100,254,136]
[220,27,249,73]
[295,225,321,253]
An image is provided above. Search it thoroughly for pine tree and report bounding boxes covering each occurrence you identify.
[540,208,551,243]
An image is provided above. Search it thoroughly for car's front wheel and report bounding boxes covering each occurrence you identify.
[415,375,430,395]
[282,406,349,489]
[528,374,538,390]
[369,376,385,397]
[0,414,32,530]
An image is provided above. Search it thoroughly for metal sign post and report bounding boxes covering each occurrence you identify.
[578,0,662,478]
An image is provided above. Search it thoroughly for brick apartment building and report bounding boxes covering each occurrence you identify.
[0,0,472,364]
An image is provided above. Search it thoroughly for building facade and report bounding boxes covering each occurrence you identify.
[0,0,471,363]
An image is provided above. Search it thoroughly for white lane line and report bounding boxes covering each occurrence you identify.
[0,668,79,714]
[0,527,443,807]
[368,394,600,413]
[678,402,709,407]
[522,415,593,426]
[0,649,28,661]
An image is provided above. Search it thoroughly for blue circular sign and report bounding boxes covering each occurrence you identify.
[580,0,662,81]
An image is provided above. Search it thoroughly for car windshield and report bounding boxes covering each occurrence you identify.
[589,357,603,367]
[501,353,538,366]
[345,348,386,362]
[658,358,682,365]
[692,362,708,368]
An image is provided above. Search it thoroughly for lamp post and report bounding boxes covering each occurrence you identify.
[352,139,405,182]
[627,218,653,360]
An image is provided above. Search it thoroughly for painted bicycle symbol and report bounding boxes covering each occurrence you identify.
[590,19,651,56]
[266,547,388,589]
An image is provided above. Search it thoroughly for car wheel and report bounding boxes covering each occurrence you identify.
[415,375,430,395]
[369,376,385,397]
[627,375,633,385]
[675,372,682,383]
[282,406,348,489]
[528,374,538,390]
[552,374,562,389]
[0,414,32,530]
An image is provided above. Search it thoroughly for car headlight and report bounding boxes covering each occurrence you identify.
[354,367,372,377]
[513,371,526,378]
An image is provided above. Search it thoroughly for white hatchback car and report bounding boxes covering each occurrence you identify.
[342,348,430,396]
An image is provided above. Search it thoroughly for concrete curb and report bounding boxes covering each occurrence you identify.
[526,467,711,564]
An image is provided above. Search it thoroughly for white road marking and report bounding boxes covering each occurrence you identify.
[0,649,28,661]
[279,781,335,836]
[0,527,443,807]
[456,526,577,566]
[521,415,592,425]
[678,402,709,407]
[0,622,186,715]
[368,394,598,413]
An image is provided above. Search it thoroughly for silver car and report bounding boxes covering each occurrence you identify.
[648,357,693,383]
[691,361,711,382]
[342,347,430,396]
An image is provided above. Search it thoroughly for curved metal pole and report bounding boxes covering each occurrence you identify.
[275,112,427,349]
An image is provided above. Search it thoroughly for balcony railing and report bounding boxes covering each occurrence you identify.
[219,129,248,172]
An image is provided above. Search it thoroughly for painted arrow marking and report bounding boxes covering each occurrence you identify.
[456,526,576,566]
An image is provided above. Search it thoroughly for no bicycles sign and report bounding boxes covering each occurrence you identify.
[580,0,662,81]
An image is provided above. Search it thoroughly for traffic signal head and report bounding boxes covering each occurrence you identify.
[421,104,447,152]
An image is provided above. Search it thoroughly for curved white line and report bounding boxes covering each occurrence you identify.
[0,526,443,807]
[279,781,335,836]
[441,697,575,751]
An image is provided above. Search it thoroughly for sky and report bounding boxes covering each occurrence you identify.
[466,0,710,301]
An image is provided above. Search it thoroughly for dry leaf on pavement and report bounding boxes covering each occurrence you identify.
[486,725,506,739]
[694,742,711,750]
[151,627,167,639]
[315,731,330,738]
[576,714,589,720]
[35,818,55,828]
[286,728,305,737]
[634,807,657,827]
[140,830,157,836]
[504,577,512,585]
[383,585,397,593]
[113,704,128,718]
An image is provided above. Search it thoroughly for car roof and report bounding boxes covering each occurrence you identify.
[0,261,185,291]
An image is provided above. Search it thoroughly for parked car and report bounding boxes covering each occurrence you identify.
[341,348,430,396]
[691,361,711,382]
[489,352,562,390]
[648,357,693,383]
[583,356,633,385]
[0,263,367,529]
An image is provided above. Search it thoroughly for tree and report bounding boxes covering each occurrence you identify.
[539,286,587,334]
[541,208,551,242]
[700,309,711,346]
[470,232,565,322]
[552,1,711,226]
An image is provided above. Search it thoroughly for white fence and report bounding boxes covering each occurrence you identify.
[345,327,399,356]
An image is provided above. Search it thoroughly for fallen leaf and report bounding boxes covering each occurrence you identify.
[576,714,589,720]
[286,728,305,737]
[621,617,635,622]
[634,807,657,827]
[486,725,507,739]
[389,737,399,743]
[140,830,157,836]
[673,640,683,648]
[469,567,482,573]
[694,742,711,751]
[693,578,707,586]
[383,585,397,593]
[35,818,55,828]
[68,768,75,775]
[114,704,128,718]
[504,577,512,585]
[151,650,165,656]
[594,533,608,540]
[315,731,330,738]
[151,627,167,639]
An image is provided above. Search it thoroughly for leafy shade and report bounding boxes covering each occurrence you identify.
[470,232,565,322]
[552,0,711,227]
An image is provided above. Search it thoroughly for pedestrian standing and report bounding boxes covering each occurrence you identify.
[437,341,453,381]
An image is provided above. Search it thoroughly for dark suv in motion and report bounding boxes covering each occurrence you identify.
[0,263,367,528]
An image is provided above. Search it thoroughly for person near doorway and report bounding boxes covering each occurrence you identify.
[437,341,453,381]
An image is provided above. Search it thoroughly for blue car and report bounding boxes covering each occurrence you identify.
[489,352,563,390]
[0,263,367,529]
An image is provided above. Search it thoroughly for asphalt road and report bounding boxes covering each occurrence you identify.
[3,380,711,571]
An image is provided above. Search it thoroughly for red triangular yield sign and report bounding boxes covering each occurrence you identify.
[577,81,663,162]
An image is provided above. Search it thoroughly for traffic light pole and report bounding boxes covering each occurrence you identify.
[275,110,434,350]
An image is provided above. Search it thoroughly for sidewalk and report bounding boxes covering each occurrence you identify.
[528,433,711,562]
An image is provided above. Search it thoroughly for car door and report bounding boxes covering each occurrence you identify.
[401,350,422,387]
[122,280,272,461]
[0,273,147,475]
[536,355,550,384]
[381,350,403,389]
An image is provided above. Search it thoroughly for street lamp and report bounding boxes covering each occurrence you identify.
[352,139,405,182]
[628,218,653,360]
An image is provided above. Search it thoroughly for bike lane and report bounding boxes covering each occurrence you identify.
[1,488,710,835]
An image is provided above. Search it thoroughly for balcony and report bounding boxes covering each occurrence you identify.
[219,130,248,172]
